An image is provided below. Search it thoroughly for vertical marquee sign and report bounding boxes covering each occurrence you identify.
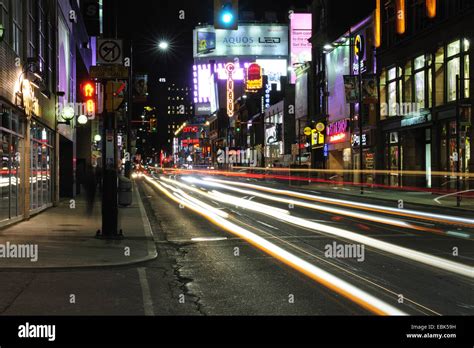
[225,62,235,117]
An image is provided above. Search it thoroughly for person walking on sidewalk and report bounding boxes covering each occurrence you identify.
[85,165,98,216]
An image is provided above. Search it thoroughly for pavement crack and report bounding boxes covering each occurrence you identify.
[0,273,37,315]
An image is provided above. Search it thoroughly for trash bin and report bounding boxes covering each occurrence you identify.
[118,176,133,207]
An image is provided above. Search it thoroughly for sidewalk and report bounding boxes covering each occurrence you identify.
[0,182,157,269]
[292,182,474,212]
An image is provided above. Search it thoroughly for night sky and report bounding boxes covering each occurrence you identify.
[115,0,313,89]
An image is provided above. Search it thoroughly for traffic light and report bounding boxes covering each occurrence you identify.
[81,81,96,117]
[214,0,238,30]
[235,119,241,133]
[105,81,126,112]
[150,118,157,133]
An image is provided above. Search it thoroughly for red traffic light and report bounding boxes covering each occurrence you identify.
[82,82,95,98]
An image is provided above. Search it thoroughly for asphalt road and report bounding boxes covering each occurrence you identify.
[0,173,471,316]
[138,172,473,316]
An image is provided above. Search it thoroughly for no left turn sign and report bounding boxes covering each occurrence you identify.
[97,39,123,65]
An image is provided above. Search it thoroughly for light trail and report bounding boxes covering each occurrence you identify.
[144,175,407,315]
[158,176,473,278]
[182,176,442,234]
[204,189,473,278]
[202,177,474,228]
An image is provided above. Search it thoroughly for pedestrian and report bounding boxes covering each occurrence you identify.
[84,165,97,216]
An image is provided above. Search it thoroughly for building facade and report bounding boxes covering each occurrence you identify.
[376,0,473,189]
[0,0,92,226]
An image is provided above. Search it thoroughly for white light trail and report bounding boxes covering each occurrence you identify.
[170,176,474,278]
[144,175,407,315]
[203,178,474,227]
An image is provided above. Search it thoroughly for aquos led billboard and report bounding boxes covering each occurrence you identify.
[193,24,289,58]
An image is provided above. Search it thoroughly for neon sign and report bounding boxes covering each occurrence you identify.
[327,119,349,144]
[226,63,235,117]
[245,63,263,91]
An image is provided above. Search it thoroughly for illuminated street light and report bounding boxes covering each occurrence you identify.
[77,114,88,125]
[61,106,75,122]
[94,134,102,142]
[323,43,333,50]
[158,41,169,51]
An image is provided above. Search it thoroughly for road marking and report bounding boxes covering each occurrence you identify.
[191,237,228,242]
[137,267,155,316]
[446,231,471,239]
[434,189,474,204]
[257,220,279,230]
[310,219,338,224]
[135,184,159,258]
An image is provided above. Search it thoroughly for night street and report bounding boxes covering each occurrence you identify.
[0,0,473,345]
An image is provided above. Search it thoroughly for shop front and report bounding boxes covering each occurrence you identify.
[0,105,25,224]
[382,111,433,188]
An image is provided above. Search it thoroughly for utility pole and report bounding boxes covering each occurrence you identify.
[358,46,364,195]
[125,41,133,178]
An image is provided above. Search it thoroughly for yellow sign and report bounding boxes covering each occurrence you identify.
[354,35,363,58]
[316,122,325,132]
[304,127,312,136]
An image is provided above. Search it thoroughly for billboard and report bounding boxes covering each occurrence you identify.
[193,25,289,58]
[290,13,312,83]
[197,31,216,55]
[295,70,308,119]
[326,44,350,122]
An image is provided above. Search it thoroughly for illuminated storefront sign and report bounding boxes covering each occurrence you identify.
[16,79,39,118]
[245,63,263,91]
[226,63,235,117]
[290,13,312,84]
[327,119,349,144]
[183,126,199,133]
[182,139,200,147]
[311,129,325,148]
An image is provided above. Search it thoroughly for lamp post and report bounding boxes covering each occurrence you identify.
[356,36,364,195]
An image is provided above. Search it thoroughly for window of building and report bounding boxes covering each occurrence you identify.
[27,0,37,58]
[403,61,412,103]
[435,47,445,106]
[387,67,400,116]
[0,107,24,222]
[30,124,53,211]
[11,0,22,56]
[0,1,9,45]
[446,39,470,102]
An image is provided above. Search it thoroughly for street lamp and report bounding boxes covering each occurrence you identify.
[77,114,88,125]
[158,41,169,51]
[0,24,4,43]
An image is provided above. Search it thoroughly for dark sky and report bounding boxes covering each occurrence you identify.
[115,0,313,84]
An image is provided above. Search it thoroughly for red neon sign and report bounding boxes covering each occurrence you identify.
[329,133,346,143]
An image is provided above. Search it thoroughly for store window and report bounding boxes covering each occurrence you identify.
[435,47,445,106]
[0,108,24,222]
[446,39,470,102]
[403,62,412,103]
[30,124,53,212]
[410,54,432,109]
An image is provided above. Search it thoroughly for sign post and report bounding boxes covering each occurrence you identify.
[95,38,127,239]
